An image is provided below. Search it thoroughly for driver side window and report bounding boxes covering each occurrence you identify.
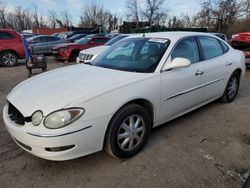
[171,37,200,64]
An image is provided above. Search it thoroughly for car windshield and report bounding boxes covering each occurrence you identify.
[91,37,170,73]
[105,35,129,46]
[76,37,91,44]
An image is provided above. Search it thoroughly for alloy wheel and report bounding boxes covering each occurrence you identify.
[228,76,238,99]
[1,52,17,66]
[117,115,145,151]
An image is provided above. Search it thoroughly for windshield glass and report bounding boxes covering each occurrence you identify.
[91,37,170,73]
[105,35,129,46]
[76,37,91,44]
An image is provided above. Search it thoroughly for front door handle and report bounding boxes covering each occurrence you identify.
[225,62,232,66]
[195,70,204,76]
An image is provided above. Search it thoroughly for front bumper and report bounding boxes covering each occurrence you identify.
[52,50,69,60]
[3,105,111,161]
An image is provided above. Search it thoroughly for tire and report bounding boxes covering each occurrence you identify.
[0,51,18,67]
[221,71,240,103]
[105,104,151,159]
[69,51,79,62]
[243,175,250,188]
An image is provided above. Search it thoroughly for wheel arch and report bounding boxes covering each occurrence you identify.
[0,50,19,58]
[103,98,155,148]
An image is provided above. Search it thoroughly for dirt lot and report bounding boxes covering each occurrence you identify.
[0,57,249,188]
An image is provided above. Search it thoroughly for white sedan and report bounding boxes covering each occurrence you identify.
[76,34,130,64]
[3,32,245,161]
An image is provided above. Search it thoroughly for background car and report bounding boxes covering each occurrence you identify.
[67,34,87,43]
[27,35,67,55]
[0,29,26,67]
[230,32,250,65]
[77,34,130,64]
[64,31,86,39]
[52,35,109,62]
[209,32,228,41]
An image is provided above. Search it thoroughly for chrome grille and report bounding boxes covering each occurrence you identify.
[79,53,94,61]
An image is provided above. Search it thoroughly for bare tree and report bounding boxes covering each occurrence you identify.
[61,10,72,28]
[0,1,7,28]
[141,0,168,26]
[79,1,110,28]
[48,10,57,28]
[125,0,140,23]
[32,5,39,28]
[198,0,243,32]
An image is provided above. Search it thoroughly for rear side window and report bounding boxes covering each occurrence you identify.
[0,32,14,39]
[198,37,223,60]
[219,40,229,53]
[171,37,200,64]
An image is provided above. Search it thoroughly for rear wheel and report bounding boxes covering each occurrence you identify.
[221,71,240,103]
[0,51,18,67]
[105,104,151,159]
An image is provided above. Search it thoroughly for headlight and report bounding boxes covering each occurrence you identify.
[31,110,43,126]
[44,108,84,129]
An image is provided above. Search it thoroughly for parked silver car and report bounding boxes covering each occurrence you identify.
[27,35,67,55]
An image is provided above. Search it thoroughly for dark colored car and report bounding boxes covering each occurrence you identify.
[52,35,110,62]
[0,29,26,67]
[230,32,250,65]
[27,35,67,55]
[209,32,228,41]
[67,34,87,43]
[64,31,86,39]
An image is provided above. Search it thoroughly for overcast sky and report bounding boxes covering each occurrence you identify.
[3,0,201,24]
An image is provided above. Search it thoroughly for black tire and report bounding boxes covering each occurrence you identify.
[243,175,250,188]
[69,51,79,62]
[105,104,151,159]
[28,69,32,78]
[221,71,240,103]
[0,51,18,67]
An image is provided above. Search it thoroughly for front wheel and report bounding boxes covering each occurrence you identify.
[105,104,151,159]
[221,71,240,103]
[0,51,18,67]
[69,51,79,62]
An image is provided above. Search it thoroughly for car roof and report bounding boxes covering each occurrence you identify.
[128,31,216,41]
[0,29,17,32]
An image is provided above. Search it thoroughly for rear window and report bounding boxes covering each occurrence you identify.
[198,36,223,60]
[0,32,14,39]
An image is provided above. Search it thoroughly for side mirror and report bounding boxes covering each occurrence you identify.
[165,58,191,70]
[89,41,94,45]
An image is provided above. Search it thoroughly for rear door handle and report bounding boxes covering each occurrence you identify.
[225,62,232,66]
[195,70,204,76]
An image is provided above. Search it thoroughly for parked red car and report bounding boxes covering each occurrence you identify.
[230,32,250,65]
[0,29,26,67]
[52,35,109,62]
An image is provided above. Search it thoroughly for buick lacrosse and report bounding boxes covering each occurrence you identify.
[3,32,245,161]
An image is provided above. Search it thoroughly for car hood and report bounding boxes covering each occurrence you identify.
[7,64,143,116]
[80,45,109,55]
[53,43,75,49]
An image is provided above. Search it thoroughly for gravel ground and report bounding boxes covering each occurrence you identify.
[0,57,249,188]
